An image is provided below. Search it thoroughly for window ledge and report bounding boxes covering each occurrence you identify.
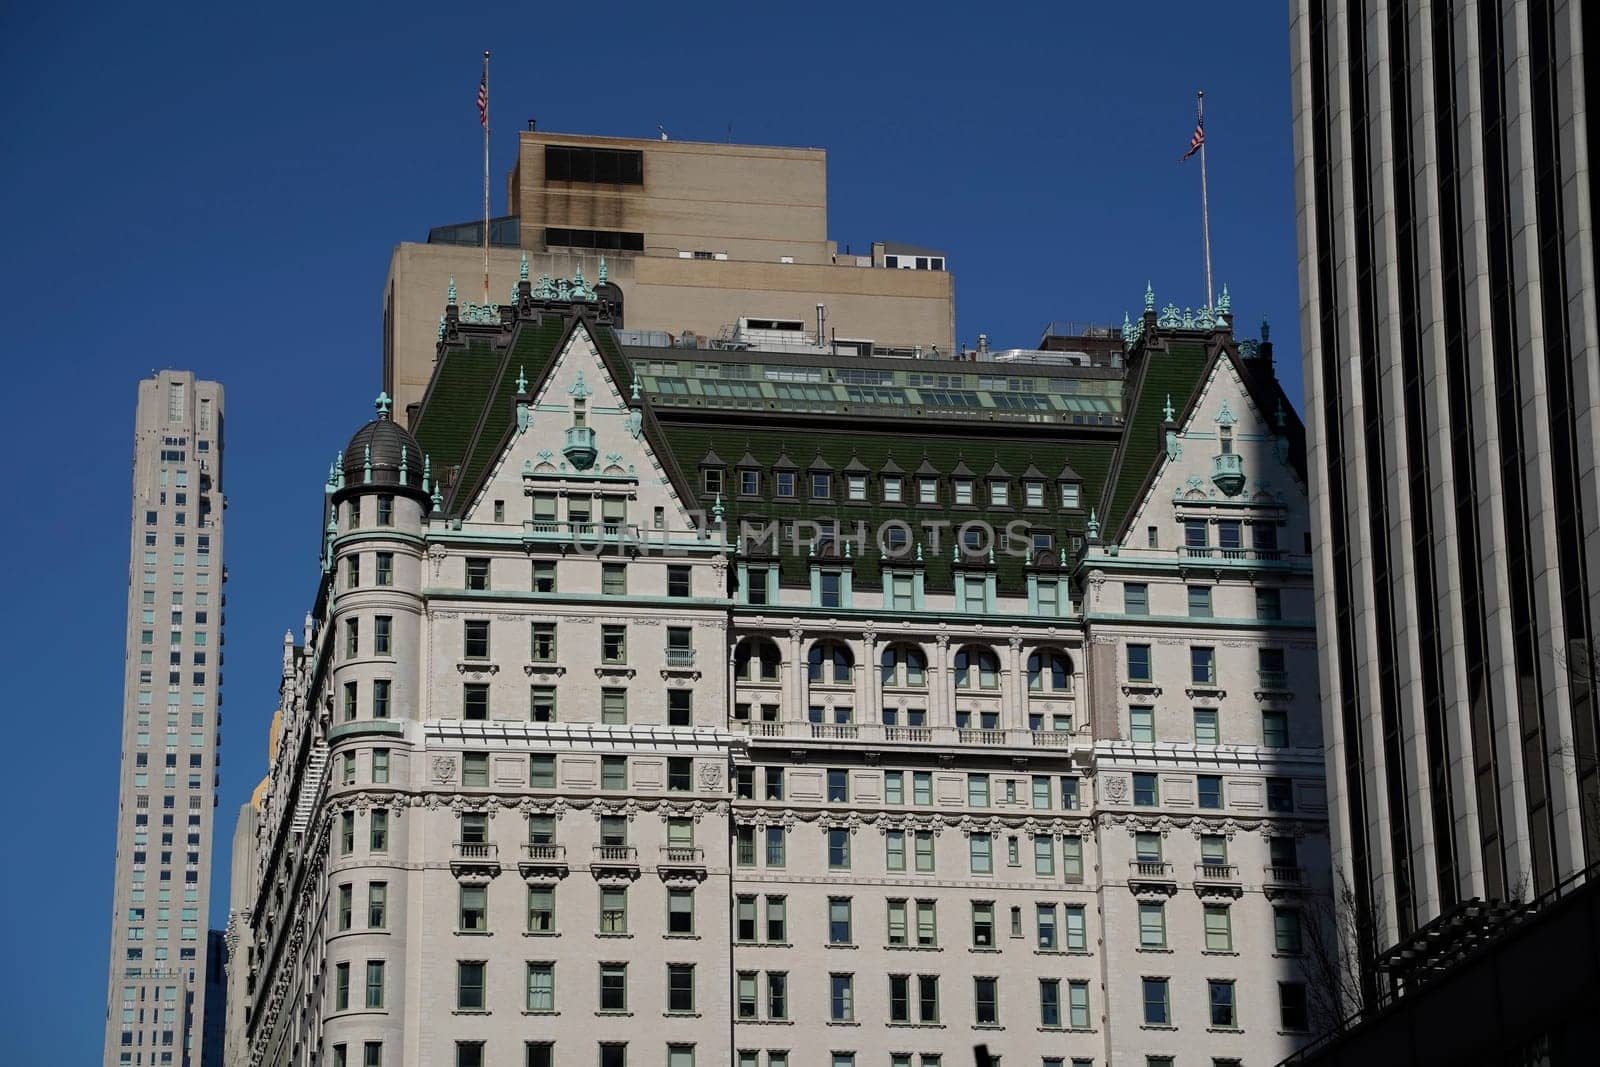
[886,1021,945,1029]
[826,1020,861,1027]
[455,929,493,937]
[665,1012,703,1019]
[737,1019,794,1026]
[1202,950,1240,957]
[1033,949,1093,957]
[663,933,701,941]
[450,1009,491,1016]
[886,944,942,952]
[595,932,634,939]
[826,943,858,950]
[971,1023,1005,1031]
[968,947,1002,954]
[522,931,560,938]
[1136,947,1174,954]
[1206,1026,1243,1034]
[1139,1024,1178,1031]
[596,1011,634,1017]
[521,1010,559,1017]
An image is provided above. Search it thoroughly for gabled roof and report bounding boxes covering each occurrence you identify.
[987,459,1011,479]
[951,458,976,478]
[879,456,905,475]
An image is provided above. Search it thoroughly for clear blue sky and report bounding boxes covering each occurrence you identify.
[0,2,1300,1059]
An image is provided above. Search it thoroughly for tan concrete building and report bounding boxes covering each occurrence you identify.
[104,371,226,1067]
[229,280,1330,1067]
[383,131,955,424]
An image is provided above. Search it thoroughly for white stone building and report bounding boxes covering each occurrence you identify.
[228,282,1327,1067]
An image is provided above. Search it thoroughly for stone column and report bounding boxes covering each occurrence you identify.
[860,629,878,724]
[935,633,952,726]
[1008,635,1025,728]
[788,626,806,721]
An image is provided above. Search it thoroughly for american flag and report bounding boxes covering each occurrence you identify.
[1181,120,1205,161]
[477,71,488,127]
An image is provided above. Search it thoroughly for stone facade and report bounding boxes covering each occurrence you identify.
[105,371,226,1067]
[230,295,1326,1067]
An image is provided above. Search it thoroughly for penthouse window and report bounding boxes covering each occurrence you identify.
[544,145,643,184]
[544,227,644,252]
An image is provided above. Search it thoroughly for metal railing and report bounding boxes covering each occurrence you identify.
[665,647,697,667]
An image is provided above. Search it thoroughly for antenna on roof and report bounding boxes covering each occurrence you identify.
[657,124,669,141]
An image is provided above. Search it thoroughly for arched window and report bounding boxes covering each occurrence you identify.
[808,640,855,684]
[735,637,782,683]
[1027,650,1074,693]
[880,644,928,688]
[954,646,1000,690]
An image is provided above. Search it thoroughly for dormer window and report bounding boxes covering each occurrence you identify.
[918,477,938,504]
[776,471,796,498]
[848,475,868,502]
[883,476,903,503]
[1025,482,1045,508]
[811,473,831,499]
[954,479,973,505]
[703,468,724,494]
[990,481,1009,506]
[1060,483,1080,509]
[739,470,760,496]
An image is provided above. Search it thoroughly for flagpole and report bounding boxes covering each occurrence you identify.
[1197,89,1213,309]
[482,50,491,305]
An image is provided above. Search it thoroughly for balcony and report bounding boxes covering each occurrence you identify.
[1194,863,1243,898]
[450,841,501,878]
[591,844,641,881]
[1258,670,1290,692]
[1264,865,1307,898]
[1128,860,1178,896]
[736,720,1082,751]
[563,426,597,470]
[1211,451,1246,496]
[518,843,569,880]
[658,846,708,881]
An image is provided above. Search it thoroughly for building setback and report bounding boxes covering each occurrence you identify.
[384,130,956,426]
[228,281,1327,1066]
[105,371,226,1066]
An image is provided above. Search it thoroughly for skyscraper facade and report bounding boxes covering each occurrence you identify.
[1291,0,1598,987]
[227,280,1330,1066]
[105,371,226,1066]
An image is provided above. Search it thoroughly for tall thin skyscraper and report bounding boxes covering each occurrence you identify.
[104,371,226,1066]
[1291,0,1598,984]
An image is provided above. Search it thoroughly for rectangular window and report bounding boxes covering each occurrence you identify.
[599,963,627,1012]
[667,963,695,1014]
[1263,710,1289,748]
[1133,773,1158,806]
[1064,904,1086,951]
[530,754,556,788]
[1267,776,1295,812]
[812,473,831,499]
[1138,902,1166,948]
[531,623,556,661]
[668,757,693,792]
[1124,583,1148,614]
[1274,907,1304,954]
[913,772,932,805]
[462,753,489,787]
[375,552,393,587]
[1191,646,1216,684]
[334,962,350,1010]
[462,683,489,721]
[974,977,998,1024]
[600,688,627,725]
[913,831,935,872]
[1036,904,1057,949]
[1025,482,1044,507]
[371,748,390,783]
[602,563,627,596]
[374,616,392,655]
[967,773,990,807]
[1197,774,1223,810]
[765,896,787,942]
[827,768,849,802]
[527,886,554,932]
[530,686,556,723]
[667,565,691,598]
[1204,905,1233,951]
[969,833,993,873]
[667,688,692,727]
[775,471,796,498]
[827,828,851,869]
[346,555,360,589]
[600,887,627,933]
[765,826,786,866]
[456,961,486,1010]
[828,897,852,944]
[1060,483,1080,508]
[1068,980,1090,1029]
[1127,644,1152,682]
[365,961,385,1009]
[1129,706,1154,743]
[885,830,906,871]
[367,883,387,928]
[1256,586,1283,620]
[532,561,556,593]
[337,884,353,930]
[1194,708,1219,746]
[526,962,555,1012]
[1040,979,1061,1027]
[376,495,393,526]
[1187,585,1213,617]
[465,558,490,590]
[601,756,627,790]
[1184,519,1208,549]
[601,625,626,663]
[1280,981,1308,1030]
[1141,977,1169,1025]
[829,973,854,1021]
[369,810,388,851]
[1209,979,1236,1028]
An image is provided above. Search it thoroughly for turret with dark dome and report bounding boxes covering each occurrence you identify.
[332,393,430,505]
